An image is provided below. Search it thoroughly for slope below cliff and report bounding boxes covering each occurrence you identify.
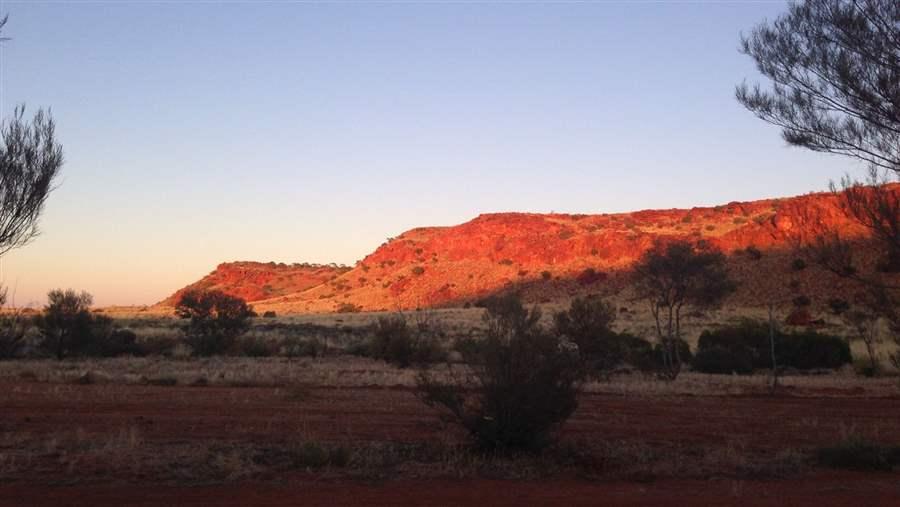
[160,186,898,313]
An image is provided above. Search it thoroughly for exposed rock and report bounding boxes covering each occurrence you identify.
[158,185,899,314]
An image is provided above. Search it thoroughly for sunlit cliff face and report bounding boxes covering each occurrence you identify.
[159,186,896,314]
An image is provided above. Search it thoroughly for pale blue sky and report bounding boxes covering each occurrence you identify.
[0,1,855,306]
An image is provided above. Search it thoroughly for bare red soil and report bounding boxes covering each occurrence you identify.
[155,185,899,314]
[2,381,900,505]
[5,473,900,507]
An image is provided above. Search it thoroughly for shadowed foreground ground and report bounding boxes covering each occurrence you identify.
[1,371,900,505]
[4,472,900,507]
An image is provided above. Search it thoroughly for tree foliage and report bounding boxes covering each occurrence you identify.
[0,289,29,359]
[737,0,900,369]
[553,295,624,374]
[417,293,583,452]
[34,289,94,360]
[175,289,255,356]
[0,19,64,256]
[737,0,900,175]
[632,240,735,380]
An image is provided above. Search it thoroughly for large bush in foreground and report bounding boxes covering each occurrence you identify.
[175,289,255,356]
[417,294,583,452]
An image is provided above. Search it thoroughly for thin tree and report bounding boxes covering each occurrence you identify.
[632,240,736,381]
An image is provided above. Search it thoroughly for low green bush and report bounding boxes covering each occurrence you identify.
[694,320,851,374]
[779,331,851,370]
[652,338,693,368]
[282,337,326,358]
[236,335,277,357]
[693,345,754,374]
[816,437,900,471]
[417,293,583,452]
[369,314,444,368]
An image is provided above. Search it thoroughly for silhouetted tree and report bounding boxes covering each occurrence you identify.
[175,289,255,356]
[553,295,623,374]
[737,0,899,176]
[34,289,93,360]
[0,290,29,359]
[0,17,64,256]
[416,293,583,451]
[737,0,900,363]
[632,240,736,380]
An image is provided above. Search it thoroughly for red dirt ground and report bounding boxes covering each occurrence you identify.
[2,381,900,505]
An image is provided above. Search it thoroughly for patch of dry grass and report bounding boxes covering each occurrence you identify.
[0,424,810,486]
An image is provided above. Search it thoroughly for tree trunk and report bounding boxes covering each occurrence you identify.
[768,303,778,395]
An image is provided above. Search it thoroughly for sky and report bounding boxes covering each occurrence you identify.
[0,0,861,307]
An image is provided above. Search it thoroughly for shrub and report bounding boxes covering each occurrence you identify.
[136,334,180,357]
[553,296,623,373]
[576,268,605,285]
[265,441,351,469]
[175,289,255,356]
[696,320,770,372]
[451,335,484,359]
[632,239,734,380]
[417,293,583,452]
[695,320,851,373]
[369,315,413,366]
[791,258,807,271]
[34,289,96,359]
[283,336,326,358]
[652,338,693,367]
[785,307,813,326]
[236,335,277,357]
[744,245,763,260]
[336,302,362,313]
[816,437,900,471]
[411,266,425,276]
[0,310,30,359]
[618,333,657,372]
[369,314,443,368]
[792,295,811,307]
[541,270,552,280]
[779,330,852,370]
[262,311,277,318]
[693,345,755,374]
[827,298,850,315]
[83,320,143,357]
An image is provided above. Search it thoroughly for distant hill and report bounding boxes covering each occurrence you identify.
[159,262,349,307]
[158,186,898,314]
